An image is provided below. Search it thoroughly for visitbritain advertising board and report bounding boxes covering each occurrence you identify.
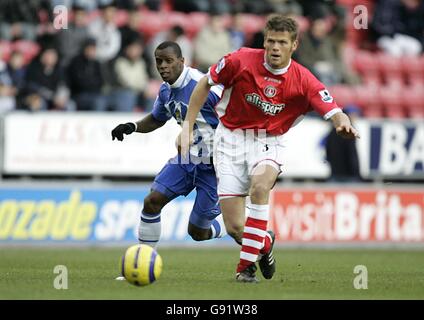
[0,186,423,244]
[269,187,424,243]
[3,113,424,179]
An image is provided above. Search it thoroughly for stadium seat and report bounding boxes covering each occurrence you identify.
[377,53,402,80]
[352,50,379,76]
[165,11,188,30]
[384,74,405,89]
[220,14,233,29]
[401,55,424,75]
[13,40,40,64]
[403,86,424,118]
[329,85,356,108]
[239,14,266,35]
[139,11,168,39]
[402,56,424,86]
[354,85,383,118]
[186,12,209,38]
[295,15,310,34]
[379,86,405,118]
[0,41,12,62]
[114,10,129,27]
[409,77,424,88]
[361,73,383,87]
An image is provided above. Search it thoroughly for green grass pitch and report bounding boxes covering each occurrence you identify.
[1,247,423,299]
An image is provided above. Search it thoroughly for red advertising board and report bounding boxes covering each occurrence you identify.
[269,188,424,242]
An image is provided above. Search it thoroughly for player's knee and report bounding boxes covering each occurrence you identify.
[226,224,243,243]
[143,193,167,213]
[249,183,270,201]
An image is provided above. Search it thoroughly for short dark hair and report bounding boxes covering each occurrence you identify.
[155,41,182,58]
[264,14,298,41]
[171,25,185,37]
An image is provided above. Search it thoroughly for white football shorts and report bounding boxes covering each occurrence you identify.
[213,123,285,199]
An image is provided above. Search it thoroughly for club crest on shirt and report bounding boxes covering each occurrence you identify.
[319,89,333,103]
[245,93,285,116]
[264,85,277,98]
[215,58,225,74]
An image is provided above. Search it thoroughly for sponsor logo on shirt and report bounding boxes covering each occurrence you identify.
[245,93,285,116]
[319,89,333,103]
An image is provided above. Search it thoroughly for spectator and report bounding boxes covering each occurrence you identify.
[148,25,193,77]
[144,0,162,11]
[268,0,303,15]
[88,1,121,63]
[56,4,90,67]
[194,13,232,73]
[210,0,232,14]
[173,0,210,12]
[241,0,272,14]
[7,51,27,92]
[115,0,139,10]
[173,0,232,14]
[20,45,70,111]
[0,60,16,113]
[119,10,144,52]
[111,38,149,111]
[296,16,355,86]
[372,0,424,57]
[325,105,362,182]
[227,12,246,51]
[67,38,106,111]
[0,0,52,41]
[249,29,265,49]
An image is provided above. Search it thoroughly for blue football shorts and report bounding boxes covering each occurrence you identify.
[151,154,221,229]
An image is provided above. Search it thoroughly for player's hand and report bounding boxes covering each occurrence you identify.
[111,123,136,141]
[336,124,360,139]
[179,121,194,156]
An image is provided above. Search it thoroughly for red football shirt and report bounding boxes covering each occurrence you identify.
[207,47,341,136]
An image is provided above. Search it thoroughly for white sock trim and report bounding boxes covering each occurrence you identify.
[247,204,269,221]
[242,238,263,249]
[244,226,267,237]
[240,251,258,262]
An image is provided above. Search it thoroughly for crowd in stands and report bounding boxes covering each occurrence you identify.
[0,0,423,118]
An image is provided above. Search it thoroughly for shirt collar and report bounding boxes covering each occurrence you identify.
[169,65,189,89]
[263,54,291,75]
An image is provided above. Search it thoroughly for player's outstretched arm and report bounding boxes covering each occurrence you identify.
[330,112,360,139]
[179,76,212,154]
[111,114,166,141]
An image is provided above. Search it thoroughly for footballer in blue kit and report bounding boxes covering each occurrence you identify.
[111,41,226,251]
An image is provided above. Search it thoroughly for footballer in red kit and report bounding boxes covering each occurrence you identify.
[208,48,342,135]
[180,14,360,283]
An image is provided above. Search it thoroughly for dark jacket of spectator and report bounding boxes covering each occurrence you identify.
[23,51,64,103]
[372,0,424,46]
[67,53,104,96]
[0,0,51,24]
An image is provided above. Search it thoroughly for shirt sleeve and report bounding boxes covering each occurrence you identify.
[206,50,241,87]
[207,84,223,107]
[151,85,172,122]
[306,72,342,120]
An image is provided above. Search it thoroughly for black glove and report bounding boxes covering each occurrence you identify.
[111,122,136,141]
